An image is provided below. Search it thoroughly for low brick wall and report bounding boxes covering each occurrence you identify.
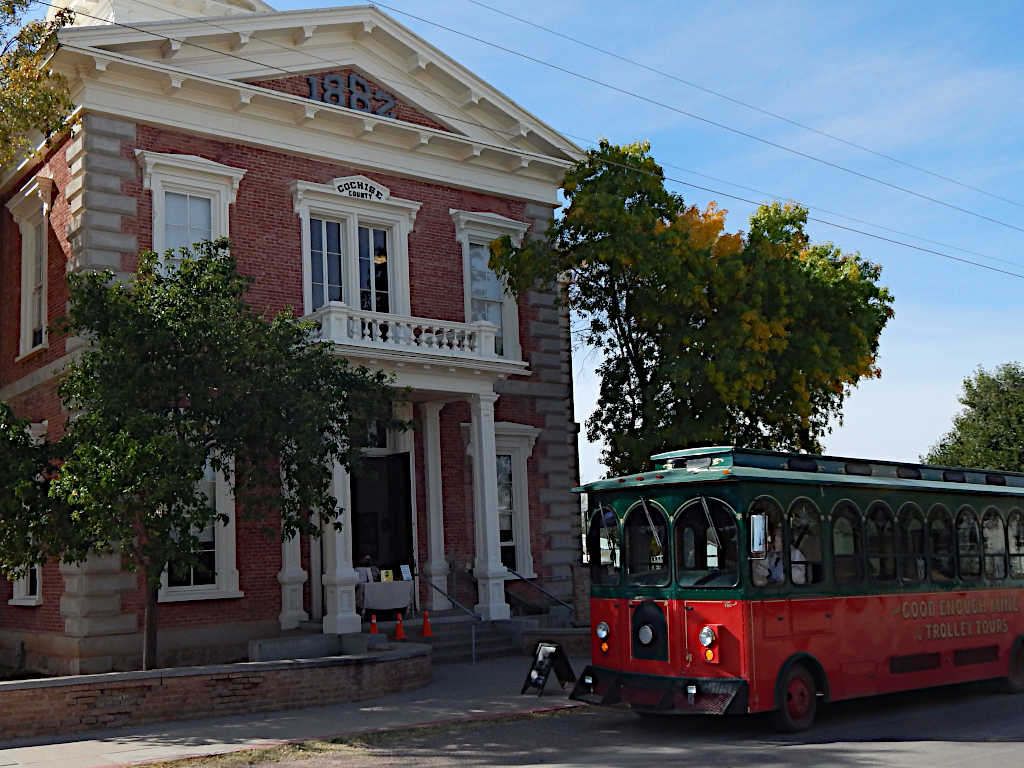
[0,643,431,742]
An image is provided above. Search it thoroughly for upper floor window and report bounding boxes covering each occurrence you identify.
[135,150,246,260]
[293,176,419,316]
[451,210,529,360]
[9,565,42,607]
[5,174,53,358]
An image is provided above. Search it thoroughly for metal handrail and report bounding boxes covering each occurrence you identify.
[505,567,575,618]
[423,579,483,664]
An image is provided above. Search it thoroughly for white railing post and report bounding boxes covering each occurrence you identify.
[471,321,498,358]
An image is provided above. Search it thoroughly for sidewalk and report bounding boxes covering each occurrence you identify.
[0,654,588,768]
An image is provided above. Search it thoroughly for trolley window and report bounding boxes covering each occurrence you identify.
[587,505,621,586]
[957,507,982,580]
[898,504,926,584]
[674,497,738,587]
[623,500,670,587]
[928,505,955,582]
[750,497,785,587]
[788,499,823,585]
[982,508,1007,580]
[866,502,898,583]
[1009,510,1024,578]
[832,502,864,585]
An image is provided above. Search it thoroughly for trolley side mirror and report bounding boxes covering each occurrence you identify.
[750,514,768,559]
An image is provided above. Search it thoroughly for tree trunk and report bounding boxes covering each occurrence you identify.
[142,581,159,670]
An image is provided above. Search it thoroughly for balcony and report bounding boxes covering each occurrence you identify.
[311,303,528,376]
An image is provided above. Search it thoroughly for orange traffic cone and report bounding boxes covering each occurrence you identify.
[369,614,378,634]
[394,612,407,640]
[421,611,433,638]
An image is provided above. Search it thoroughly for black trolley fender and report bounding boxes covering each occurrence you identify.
[773,652,830,711]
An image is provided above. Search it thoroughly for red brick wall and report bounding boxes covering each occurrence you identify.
[0,649,430,741]
[247,67,453,133]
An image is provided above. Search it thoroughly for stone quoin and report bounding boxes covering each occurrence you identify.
[0,0,583,675]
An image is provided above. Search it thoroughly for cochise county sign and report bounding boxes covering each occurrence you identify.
[306,73,397,117]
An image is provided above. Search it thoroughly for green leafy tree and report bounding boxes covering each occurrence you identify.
[491,140,894,475]
[1,2,74,169]
[923,362,1024,471]
[1,239,401,669]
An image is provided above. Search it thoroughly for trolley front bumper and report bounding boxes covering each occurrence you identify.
[570,665,748,715]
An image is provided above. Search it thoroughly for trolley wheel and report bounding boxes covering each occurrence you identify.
[1005,641,1024,693]
[772,664,817,732]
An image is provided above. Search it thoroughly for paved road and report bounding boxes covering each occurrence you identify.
[274,681,1024,767]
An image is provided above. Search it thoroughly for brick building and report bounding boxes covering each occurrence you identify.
[0,0,582,674]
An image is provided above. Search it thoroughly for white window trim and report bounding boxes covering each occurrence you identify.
[462,421,540,579]
[6,174,53,360]
[292,176,420,317]
[159,464,243,603]
[450,209,528,362]
[135,150,246,256]
[9,565,42,607]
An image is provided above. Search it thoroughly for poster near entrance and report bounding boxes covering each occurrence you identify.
[351,453,413,576]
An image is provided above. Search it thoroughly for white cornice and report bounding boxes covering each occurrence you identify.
[54,45,569,204]
[5,173,55,225]
[56,5,583,160]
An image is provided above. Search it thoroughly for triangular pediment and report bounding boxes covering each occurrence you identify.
[247,65,458,135]
[55,5,580,160]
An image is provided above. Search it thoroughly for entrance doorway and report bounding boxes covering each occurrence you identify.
[350,453,413,574]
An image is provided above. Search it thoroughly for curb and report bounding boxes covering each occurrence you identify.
[99,701,586,768]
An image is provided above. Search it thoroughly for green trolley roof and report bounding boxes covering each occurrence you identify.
[574,446,1024,497]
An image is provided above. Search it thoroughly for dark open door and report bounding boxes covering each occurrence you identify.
[350,453,413,574]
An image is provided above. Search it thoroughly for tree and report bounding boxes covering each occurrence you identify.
[1,2,74,169]
[923,362,1024,471]
[491,140,894,475]
[1,239,401,669]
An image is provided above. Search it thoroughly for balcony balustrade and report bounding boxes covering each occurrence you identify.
[311,302,502,363]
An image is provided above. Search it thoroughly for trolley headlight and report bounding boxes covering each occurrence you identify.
[596,621,610,639]
[637,624,655,645]
[698,625,716,647]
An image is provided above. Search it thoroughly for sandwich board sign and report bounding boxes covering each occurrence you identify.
[521,642,576,696]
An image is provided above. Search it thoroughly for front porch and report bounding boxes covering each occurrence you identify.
[278,311,538,635]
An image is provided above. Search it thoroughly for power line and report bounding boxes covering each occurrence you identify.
[35,2,1024,280]
[370,2,1024,237]
[464,0,1024,211]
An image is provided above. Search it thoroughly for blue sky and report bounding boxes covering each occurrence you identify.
[300,0,1020,481]
[57,1,1024,481]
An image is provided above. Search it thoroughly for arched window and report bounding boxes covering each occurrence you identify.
[622,500,670,586]
[587,505,621,586]
[982,508,1007,580]
[674,497,738,587]
[1008,510,1024,578]
[749,497,784,587]
[898,504,926,584]
[928,506,955,582]
[865,502,897,582]
[832,501,863,585]
[956,507,982,580]
[788,499,823,585]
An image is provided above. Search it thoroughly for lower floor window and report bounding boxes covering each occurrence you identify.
[497,454,516,570]
[9,565,42,606]
[159,462,242,602]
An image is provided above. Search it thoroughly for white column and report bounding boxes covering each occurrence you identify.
[422,401,451,610]
[277,529,308,631]
[469,392,511,620]
[321,458,361,634]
